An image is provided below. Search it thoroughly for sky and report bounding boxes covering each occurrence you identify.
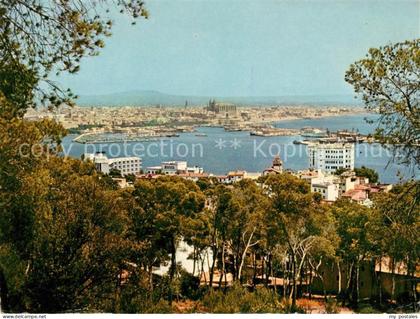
[58,0,419,97]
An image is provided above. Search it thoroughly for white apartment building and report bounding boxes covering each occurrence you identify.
[311,177,340,201]
[297,168,371,202]
[145,161,203,175]
[306,172,340,201]
[83,152,142,176]
[308,142,355,174]
[337,171,369,196]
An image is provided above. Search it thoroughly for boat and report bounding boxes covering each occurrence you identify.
[224,127,243,132]
[195,133,207,137]
[300,128,328,138]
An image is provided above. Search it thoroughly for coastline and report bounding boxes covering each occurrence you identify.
[271,110,371,123]
[70,111,374,143]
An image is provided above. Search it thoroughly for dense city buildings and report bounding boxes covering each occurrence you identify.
[23,104,365,135]
[92,151,390,208]
[207,99,237,115]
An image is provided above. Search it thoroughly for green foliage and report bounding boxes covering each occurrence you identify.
[354,166,379,184]
[356,303,380,314]
[345,39,420,167]
[325,298,339,314]
[373,181,419,263]
[129,176,205,303]
[178,270,202,300]
[332,199,379,262]
[99,174,119,190]
[0,0,148,110]
[125,174,136,183]
[201,284,288,313]
[0,157,137,312]
[372,181,419,298]
[335,167,349,175]
[0,59,38,118]
[109,167,122,177]
[118,275,174,314]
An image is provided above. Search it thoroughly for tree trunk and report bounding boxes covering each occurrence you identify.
[409,259,417,312]
[168,236,177,305]
[355,260,360,305]
[378,256,382,305]
[209,245,217,288]
[252,252,257,288]
[262,254,266,287]
[337,261,342,295]
[0,268,9,313]
[289,252,297,308]
[192,247,196,276]
[299,266,303,298]
[273,261,280,294]
[267,253,273,288]
[293,269,297,307]
[283,259,288,298]
[391,258,396,302]
[308,263,313,300]
[343,261,354,306]
[201,255,207,285]
[320,276,327,302]
[148,265,154,292]
[238,229,257,281]
[114,266,122,313]
[234,234,241,281]
[218,243,226,288]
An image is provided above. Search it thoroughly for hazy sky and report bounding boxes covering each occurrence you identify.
[58,0,419,97]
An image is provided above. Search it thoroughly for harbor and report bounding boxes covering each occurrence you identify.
[73,124,375,144]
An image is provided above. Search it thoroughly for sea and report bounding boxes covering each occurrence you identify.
[61,114,418,184]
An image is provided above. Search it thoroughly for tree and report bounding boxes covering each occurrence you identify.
[263,174,321,308]
[125,174,136,183]
[131,176,205,304]
[0,0,148,111]
[331,199,379,306]
[372,181,419,306]
[109,168,122,177]
[202,184,235,288]
[306,206,339,301]
[229,180,268,282]
[0,0,153,313]
[0,157,134,312]
[345,39,420,167]
[354,166,379,184]
[335,168,349,176]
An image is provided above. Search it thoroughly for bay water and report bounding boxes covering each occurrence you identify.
[61,114,418,184]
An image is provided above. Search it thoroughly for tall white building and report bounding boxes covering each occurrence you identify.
[83,152,142,176]
[308,142,355,174]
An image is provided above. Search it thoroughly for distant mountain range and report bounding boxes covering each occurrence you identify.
[75,90,362,107]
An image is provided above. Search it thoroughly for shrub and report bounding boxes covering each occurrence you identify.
[325,298,339,314]
[357,303,380,314]
[201,283,288,313]
[179,270,202,300]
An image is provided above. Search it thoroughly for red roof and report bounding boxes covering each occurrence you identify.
[342,189,367,201]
